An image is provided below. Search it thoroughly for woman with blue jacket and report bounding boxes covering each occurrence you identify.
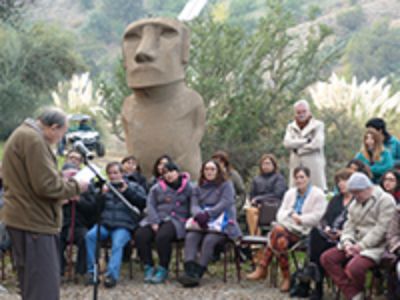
[355,128,393,183]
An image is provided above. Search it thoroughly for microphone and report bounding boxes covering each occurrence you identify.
[73,141,95,160]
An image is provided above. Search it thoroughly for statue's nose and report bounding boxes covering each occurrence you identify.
[135,25,157,63]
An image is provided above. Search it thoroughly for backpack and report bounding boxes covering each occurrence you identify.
[289,262,320,298]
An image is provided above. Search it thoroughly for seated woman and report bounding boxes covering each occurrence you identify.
[386,204,400,300]
[246,153,287,236]
[307,168,354,300]
[355,128,393,183]
[121,155,148,192]
[134,162,192,284]
[148,154,173,189]
[85,162,146,288]
[212,150,246,214]
[346,159,372,179]
[381,170,400,204]
[178,159,242,288]
[246,166,326,292]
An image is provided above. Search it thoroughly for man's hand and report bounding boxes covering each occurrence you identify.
[344,243,361,257]
[120,181,128,192]
[69,195,80,202]
[344,243,353,257]
[102,184,109,194]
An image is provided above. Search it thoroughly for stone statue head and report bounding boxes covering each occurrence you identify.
[123,18,190,89]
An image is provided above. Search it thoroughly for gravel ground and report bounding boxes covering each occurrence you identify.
[0,277,306,300]
[0,265,364,300]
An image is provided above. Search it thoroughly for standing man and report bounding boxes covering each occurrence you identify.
[2,108,88,300]
[283,99,327,191]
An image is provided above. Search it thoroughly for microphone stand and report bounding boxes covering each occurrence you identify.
[81,157,141,300]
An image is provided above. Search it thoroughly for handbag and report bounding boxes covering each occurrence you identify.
[255,196,281,227]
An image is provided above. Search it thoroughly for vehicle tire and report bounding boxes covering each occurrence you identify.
[96,142,106,157]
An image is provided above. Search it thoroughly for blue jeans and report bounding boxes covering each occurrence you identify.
[86,225,131,280]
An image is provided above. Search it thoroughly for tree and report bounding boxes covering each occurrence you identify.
[336,5,365,32]
[0,0,25,27]
[343,21,400,84]
[186,0,341,179]
[0,23,85,139]
[97,59,130,141]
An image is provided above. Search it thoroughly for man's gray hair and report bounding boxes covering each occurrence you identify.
[37,107,67,128]
[293,99,310,111]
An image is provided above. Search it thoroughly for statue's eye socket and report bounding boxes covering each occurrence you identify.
[125,32,141,41]
[161,27,178,39]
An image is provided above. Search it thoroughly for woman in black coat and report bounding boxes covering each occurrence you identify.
[308,168,354,300]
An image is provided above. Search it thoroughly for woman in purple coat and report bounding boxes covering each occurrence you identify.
[135,162,192,284]
[178,159,242,287]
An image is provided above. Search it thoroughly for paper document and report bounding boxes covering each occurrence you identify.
[73,165,101,182]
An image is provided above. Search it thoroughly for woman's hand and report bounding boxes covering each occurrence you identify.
[194,211,210,229]
[151,224,159,232]
[291,213,302,225]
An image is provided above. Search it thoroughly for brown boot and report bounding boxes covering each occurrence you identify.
[246,265,267,280]
[280,276,290,292]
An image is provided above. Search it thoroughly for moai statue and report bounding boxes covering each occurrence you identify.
[122,18,206,180]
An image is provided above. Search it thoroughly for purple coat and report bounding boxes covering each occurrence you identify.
[191,180,242,239]
[140,173,192,239]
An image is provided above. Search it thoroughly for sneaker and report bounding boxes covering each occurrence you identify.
[104,275,117,288]
[150,266,168,284]
[144,265,154,283]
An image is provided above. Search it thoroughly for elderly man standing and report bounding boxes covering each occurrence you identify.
[283,99,327,191]
[2,108,88,300]
[321,172,396,300]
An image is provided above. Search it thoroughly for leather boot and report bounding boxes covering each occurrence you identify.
[246,264,267,280]
[280,275,290,293]
[178,261,205,288]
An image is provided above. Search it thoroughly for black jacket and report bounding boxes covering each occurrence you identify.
[100,181,146,231]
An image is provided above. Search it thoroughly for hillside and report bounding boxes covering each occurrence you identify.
[23,0,400,78]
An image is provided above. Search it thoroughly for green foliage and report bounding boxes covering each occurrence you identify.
[318,108,363,186]
[80,0,94,10]
[97,59,131,141]
[0,23,85,139]
[307,5,322,21]
[0,0,24,27]
[101,0,144,24]
[187,0,341,179]
[83,11,115,44]
[145,0,187,17]
[336,5,365,32]
[343,21,400,83]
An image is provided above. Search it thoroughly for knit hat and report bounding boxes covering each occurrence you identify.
[347,172,373,191]
[163,161,180,172]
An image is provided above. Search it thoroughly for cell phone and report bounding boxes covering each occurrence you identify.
[111,181,123,189]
